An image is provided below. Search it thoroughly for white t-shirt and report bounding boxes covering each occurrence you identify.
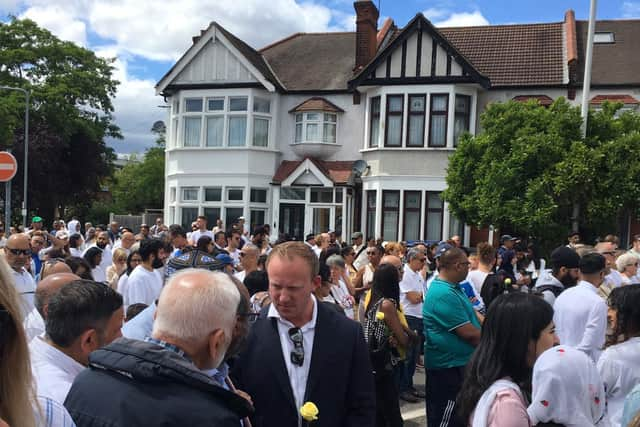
[330,279,355,319]
[399,267,424,318]
[13,268,36,316]
[92,265,107,283]
[234,270,246,283]
[125,265,163,306]
[190,229,214,245]
[467,270,489,296]
[117,274,129,306]
[227,248,241,266]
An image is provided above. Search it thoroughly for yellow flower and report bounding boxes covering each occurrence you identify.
[504,278,512,285]
[376,311,385,321]
[300,401,319,422]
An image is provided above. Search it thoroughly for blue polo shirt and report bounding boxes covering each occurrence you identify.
[423,276,480,369]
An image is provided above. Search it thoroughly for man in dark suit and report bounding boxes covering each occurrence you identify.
[231,241,375,427]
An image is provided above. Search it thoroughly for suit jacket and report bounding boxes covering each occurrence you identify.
[231,301,375,427]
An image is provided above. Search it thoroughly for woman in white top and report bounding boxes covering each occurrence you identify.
[466,242,497,295]
[615,253,639,285]
[117,250,142,308]
[598,285,640,427]
[326,254,355,319]
[106,248,128,290]
[83,246,105,283]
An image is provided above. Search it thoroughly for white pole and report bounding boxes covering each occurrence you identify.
[580,0,598,137]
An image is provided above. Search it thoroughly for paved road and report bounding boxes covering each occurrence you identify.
[401,366,427,426]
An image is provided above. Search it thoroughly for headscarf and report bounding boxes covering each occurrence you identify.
[528,345,606,427]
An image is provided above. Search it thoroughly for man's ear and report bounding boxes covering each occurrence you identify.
[79,328,99,358]
[312,275,321,291]
[208,329,226,364]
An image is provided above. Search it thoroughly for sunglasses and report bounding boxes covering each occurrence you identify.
[6,248,32,256]
[288,327,304,367]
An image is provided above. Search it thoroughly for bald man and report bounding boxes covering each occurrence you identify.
[39,259,73,281]
[24,273,80,341]
[113,231,135,256]
[4,233,37,315]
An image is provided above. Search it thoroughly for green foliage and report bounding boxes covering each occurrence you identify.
[0,17,119,223]
[111,125,165,213]
[443,98,640,248]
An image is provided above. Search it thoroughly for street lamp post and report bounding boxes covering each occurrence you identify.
[0,85,30,230]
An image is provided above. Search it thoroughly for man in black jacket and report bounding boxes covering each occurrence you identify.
[231,241,375,427]
[64,269,253,426]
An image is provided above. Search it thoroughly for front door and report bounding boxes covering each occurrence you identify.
[279,204,305,241]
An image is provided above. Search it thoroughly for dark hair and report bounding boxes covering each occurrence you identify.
[65,256,93,280]
[69,234,81,249]
[83,247,103,269]
[214,231,226,241]
[46,280,123,347]
[125,249,141,276]
[580,252,606,274]
[257,254,267,270]
[456,292,553,423]
[366,263,400,312]
[341,246,355,259]
[527,243,542,270]
[125,303,148,322]
[243,270,269,296]
[606,285,640,347]
[197,215,207,222]
[318,246,341,268]
[169,224,186,239]
[138,238,164,262]
[226,229,241,239]
[196,236,213,253]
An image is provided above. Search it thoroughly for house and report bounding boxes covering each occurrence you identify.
[156,1,640,245]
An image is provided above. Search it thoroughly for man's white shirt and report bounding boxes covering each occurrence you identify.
[553,280,607,362]
[399,267,424,318]
[268,296,318,418]
[29,335,84,405]
[190,229,214,245]
[13,267,36,316]
[125,265,163,306]
[23,307,45,342]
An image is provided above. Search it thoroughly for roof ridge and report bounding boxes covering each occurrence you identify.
[439,21,563,30]
[260,31,355,52]
[575,18,640,23]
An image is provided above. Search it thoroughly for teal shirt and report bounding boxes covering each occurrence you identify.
[423,276,480,369]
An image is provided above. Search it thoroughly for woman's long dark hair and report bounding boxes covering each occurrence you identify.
[365,263,400,312]
[606,285,640,347]
[83,247,102,269]
[196,236,213,253]
[456,292,553,423]
[124,249,140,276]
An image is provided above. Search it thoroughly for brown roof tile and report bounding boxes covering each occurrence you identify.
[575,20,640,86]
[261,33,356,91]
[513,95,554,106]
[440,23,565,87]
[590,94,639,105]
[272,159,355,184]
[288,97,345,113]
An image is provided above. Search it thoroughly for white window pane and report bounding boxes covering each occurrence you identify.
[370,117,380,147]
[208,98,224,111]
[432,95,447,111]
[410,96,425,112]
[371,97,381,114]
[185,98,203,112]
[183,117,201,147]
[383,212,398,241]
[324,113,336,122]
[386,116,402,146]
[430,116,446,147]
[455,95,469,113]
[228,116,247,146]
[408,116,424,146]
[405,212,420,241]
[229,97,248,111]
[295,124,303,142]
[182,187,198,201]
[388,96,403,112]
[306,123,319,141]
[454,117,468,144]
[427,212,442,241]
[295,113,303,122]
[253,118,269,147]
[253,98,270,113]
[428,193,442,206]
[206,117,223,147]
[306,112,320,121]
[405,192,420,208]
[204,187,221,202]
[323,123,336,143]
[384,192,399,208]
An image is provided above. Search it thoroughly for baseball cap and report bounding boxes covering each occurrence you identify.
[32,216,43,223]
[215,253,235,266]
[500,234,518,243]
[550,246,580,269]
[351,231,363,240]
[434,241,453,259]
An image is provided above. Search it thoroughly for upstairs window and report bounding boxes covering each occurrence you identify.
[385,95,404,147]
[295,112,338,143]
[369,96,381,148]
[407,95,426,147]
[594,32,615,43]
[429,94,449,147]
[454,95,471,146]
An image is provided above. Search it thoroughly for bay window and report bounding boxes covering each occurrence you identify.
[454,95,471,146]
[369,96,380,147]
[429,94,448,147]
[407,95,426,147]
[294,112,338,143]
[385,95,403,147]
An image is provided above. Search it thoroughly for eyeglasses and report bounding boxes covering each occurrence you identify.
[366,251,377,256]
[6,248,32,256]
[288,327,304,367]
[237,311,259,323]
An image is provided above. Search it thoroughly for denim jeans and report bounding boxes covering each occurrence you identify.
[399,315,423,393]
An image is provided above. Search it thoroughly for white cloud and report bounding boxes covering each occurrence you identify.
[20,5,88,45]
[622,1,640,17]
[422,7,449,21]
[434,10,489,27]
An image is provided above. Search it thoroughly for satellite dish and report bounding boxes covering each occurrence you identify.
[352,160,369,176]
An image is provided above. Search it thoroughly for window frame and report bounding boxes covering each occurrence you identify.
[407,94,426,147]
[453,94,471,147]
[366,190,377,240]
[403,191,422,241]
[226,188,244,202]
[369,96,381,148]
[424,191,444,241]
[428,93,449,148]
[181,186,199,202]
[381,190,400,241]
[203,187,222,202]
[384,94,404,147]
[294,111,338,144]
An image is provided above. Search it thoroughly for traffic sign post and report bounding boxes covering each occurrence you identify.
[0,151,18,235]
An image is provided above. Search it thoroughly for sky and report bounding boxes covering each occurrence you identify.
[1,0,638,154]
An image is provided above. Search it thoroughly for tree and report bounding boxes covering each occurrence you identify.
[0,17,119,223]
[111,123,165,213]
[443,98,640,248]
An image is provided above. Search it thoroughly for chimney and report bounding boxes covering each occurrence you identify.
[564,9,578,99]
[354,1,379,72]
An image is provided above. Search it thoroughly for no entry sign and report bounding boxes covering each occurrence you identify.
[0,152,18,182]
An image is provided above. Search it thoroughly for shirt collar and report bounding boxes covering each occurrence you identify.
[33,335,85,376]
[268,294,318,332]
[577,280,599,293]
[145,337,192,363]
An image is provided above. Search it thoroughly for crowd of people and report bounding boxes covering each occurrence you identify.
[2,213,640,427]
